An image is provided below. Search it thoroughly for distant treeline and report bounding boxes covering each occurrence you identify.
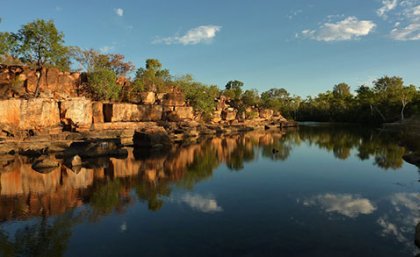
[1,19,419,123]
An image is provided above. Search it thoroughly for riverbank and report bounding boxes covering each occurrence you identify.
[0,91,296,156]
[382,117,420,168]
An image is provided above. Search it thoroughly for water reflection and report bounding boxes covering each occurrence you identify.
[0,125,418,256]
[301,193,377,218]
[0,127,415,220]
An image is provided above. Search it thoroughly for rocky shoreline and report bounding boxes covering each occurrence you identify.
[0,64,296,156]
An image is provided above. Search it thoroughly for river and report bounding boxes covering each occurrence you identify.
[0,124,418,257]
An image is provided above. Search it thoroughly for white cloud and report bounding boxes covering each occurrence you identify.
[377,0,399,18]
[177,193,223,213]
[115,8,124,17]
[379,0,420,40]
[153,25,222,45]
[302,193,376,218]
[301,17,376,42]
[100,45,114,53]
[391,23,420,39]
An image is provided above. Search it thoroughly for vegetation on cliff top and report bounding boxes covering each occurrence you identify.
[1,19,419,123]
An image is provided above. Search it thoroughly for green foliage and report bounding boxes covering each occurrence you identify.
[87,68,121,100]
[224,80,244,100]
[260,88,300,119]
[298,76,420,123]
[175,74,220,120]
[241,89,260,107]
[70,47,134,76]
[132,59,172,93]
[90,180,122,216]
[0,32,18,62]
[333,83,351,98]
[15,19,70,70]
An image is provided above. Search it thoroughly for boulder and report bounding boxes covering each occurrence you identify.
[140,92,156,105]
[71,141,128,158]
[222,109,237,121]
[133,127,171,148]
[60,98,93,130]
[162,93,185,107]
[259,109,274,120]
[71,155,82,167]
[32,158,60,173]
[166,106,194,121]
[212,110,222,123]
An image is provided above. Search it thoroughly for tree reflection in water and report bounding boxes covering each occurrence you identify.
[0,212,79,257]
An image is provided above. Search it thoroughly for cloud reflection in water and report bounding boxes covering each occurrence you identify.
[302,193,376,218]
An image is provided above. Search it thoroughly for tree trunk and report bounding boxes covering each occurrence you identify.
[34,66,42,98]
[401,102,406,121]
[372,105,386,121]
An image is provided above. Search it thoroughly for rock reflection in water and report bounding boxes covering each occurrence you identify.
[0,126,414,221]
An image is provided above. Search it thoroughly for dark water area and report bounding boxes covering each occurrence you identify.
[0,125,419,257]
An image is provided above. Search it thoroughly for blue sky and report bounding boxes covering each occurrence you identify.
[1,0,419,96]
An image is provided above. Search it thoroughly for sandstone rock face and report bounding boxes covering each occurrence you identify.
[162,93,185,107]
[167,107,194,121]
[92,102,104,123]
[0,99,21,128]
[274,112,287,122]
[0,65,79,98]
[222,108,237,121]
[112,104,162,122]
[259,109,274,120]
[60,98,93,130]
[20,99,61,130]
[111,103,140,122]
[140,92,156,105]
[212,110,222,123]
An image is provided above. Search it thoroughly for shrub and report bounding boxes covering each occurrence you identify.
[87,69,121,101]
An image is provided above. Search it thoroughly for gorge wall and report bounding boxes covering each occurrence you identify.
[0,64,291,154]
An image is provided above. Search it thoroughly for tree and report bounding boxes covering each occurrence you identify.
[356,85,384,120]
[0,32,18,62]
[70,47,134,76]
[261,88,291,115]
[333,83,351,98]
[133,59,171,92]
[224,80,244,99]
[374,76,414,121]
[15,19,70,96]
[397,85,417,120]
[87,69,121,100]
[241,89,260,107]
[175,74,220,120]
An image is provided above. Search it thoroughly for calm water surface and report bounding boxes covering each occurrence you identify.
[0,125,419,257]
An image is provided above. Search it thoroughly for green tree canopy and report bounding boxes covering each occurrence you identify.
[133,59,171,92]
[16,19,69,70]
[224,80,244,99]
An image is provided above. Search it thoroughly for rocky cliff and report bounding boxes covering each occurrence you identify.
[0,64,294,154]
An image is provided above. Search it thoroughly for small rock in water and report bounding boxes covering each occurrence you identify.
[71,155,82,167]
[32,159,59,173]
